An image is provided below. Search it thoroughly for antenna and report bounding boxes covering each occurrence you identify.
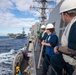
[22,27,25,35]
[30,0,57,25]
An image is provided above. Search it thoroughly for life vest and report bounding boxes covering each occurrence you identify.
[61,16,76,65]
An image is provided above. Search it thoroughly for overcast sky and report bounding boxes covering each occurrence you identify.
[0,0,61,36]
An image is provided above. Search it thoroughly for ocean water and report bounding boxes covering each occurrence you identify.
[0,36,28,75]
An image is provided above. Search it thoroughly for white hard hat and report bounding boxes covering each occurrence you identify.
[60,0,76,14]
[46,23,54,29]
[41,25,45,29]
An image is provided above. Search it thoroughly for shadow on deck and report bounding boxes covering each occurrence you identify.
[33,40,42,75]
[34,49,42,75]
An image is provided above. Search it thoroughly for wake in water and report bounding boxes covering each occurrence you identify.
[0,37,28,75]
[0,48,25,75]
[0,49,15,75]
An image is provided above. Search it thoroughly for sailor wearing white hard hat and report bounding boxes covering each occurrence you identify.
[55,0,76,75]
[41,25,46,29]
[39,25,48,42]
[39,25,48,58]
[60,0,76,22]
[41,23,64,75]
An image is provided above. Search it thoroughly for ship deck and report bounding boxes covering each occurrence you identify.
[34,46,42,75]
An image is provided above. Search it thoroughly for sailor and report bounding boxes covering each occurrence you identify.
[39,25,47,42]
[37,30,41,39]
[54,0,76,75]
[41,23,64,75]
[39,25,48,57]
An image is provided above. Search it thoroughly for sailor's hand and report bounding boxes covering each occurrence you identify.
[54,47,59,54]
[41,41,45,45]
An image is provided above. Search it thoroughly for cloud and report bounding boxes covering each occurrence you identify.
[0,0,39,26]
[0,0,14,12]
[0,0,34,12]
[12,0,42,17]
[12,0,33,11]
[0,12,38,29]
[0,0,60,18]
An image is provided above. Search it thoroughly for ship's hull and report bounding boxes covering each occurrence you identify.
[15,35,27,39]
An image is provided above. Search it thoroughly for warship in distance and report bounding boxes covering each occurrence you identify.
[15,28,26,39]
[8,28,27,39]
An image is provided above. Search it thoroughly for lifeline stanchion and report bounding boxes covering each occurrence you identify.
[37,45,43,69]
[32,43,37,75]
[35,38,38,51]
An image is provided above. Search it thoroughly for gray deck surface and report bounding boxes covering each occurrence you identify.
[34,43,42,75]
[34,50,42,75]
